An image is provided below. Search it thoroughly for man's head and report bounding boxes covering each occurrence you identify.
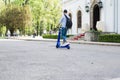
[64,9,67,14]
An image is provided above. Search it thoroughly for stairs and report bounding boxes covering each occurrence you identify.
[68,33,85,41]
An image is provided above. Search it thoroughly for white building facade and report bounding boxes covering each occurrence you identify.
[62,0,120,35]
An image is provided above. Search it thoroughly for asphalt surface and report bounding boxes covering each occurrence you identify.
[0,39,120,80]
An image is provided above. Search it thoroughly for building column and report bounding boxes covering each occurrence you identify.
[114,0,118,33]
[118,0,120,34]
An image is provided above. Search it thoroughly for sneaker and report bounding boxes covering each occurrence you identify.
[61,42,70,46]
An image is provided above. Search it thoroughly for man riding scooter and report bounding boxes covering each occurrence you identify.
[57,9,70,46]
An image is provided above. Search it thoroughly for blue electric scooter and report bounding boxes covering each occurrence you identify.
[56,28,70,49]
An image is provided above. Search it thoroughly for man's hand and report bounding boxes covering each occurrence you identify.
[56,23,60,28]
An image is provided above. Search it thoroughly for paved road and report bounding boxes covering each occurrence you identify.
[0,39,120,80]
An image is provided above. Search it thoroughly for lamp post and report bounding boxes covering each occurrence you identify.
[85,2,90,12]
[98,0,103,8]
[85,4,89,12]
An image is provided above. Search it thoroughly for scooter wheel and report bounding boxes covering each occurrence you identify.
[56,45,59,48]
[67,46,70,49]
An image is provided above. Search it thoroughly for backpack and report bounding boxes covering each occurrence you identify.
[64,15,72,29]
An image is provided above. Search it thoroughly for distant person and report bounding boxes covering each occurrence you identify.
[58,9,70,45]
[7,30,11,38]
[49,30,52,35]
[13,31,17,36]
[33,30,36,38]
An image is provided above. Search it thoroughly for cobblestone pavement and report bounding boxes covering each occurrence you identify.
[0,39,120,80]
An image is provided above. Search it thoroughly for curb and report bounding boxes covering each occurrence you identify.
[8,37,120,46]
[70,41,120,46]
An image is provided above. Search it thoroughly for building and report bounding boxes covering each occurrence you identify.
[62,0,120,35]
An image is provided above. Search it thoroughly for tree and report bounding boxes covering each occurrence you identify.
[29,0,62,35]
[0,4,32,35]
[0,0,62,36]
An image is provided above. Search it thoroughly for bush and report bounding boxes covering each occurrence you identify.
[98,34,120,43]
[42,34,73,39]
[42,34,58,39]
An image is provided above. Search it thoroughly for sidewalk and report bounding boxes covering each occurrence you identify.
[9,36,120,46]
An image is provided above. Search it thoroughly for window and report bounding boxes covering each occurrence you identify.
[77,10,82,28]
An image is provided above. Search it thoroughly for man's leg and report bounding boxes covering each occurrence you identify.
[62,27,67,43]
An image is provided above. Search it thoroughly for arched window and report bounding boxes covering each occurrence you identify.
[77,10,82,28]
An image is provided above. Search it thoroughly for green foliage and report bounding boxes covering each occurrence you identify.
[0,0,62,36]
[98,34,120,43]
[21,26,33,36]
[29,0,62,34]
[42,34,73,39]
[0,0,5,9]
[42,34,58,39]
[0,4,32,35]
[0,25,7,37]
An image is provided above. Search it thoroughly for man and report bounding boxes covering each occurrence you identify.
[58,9,69,45]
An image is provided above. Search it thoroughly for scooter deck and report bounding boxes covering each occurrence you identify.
[56,44,70,49]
